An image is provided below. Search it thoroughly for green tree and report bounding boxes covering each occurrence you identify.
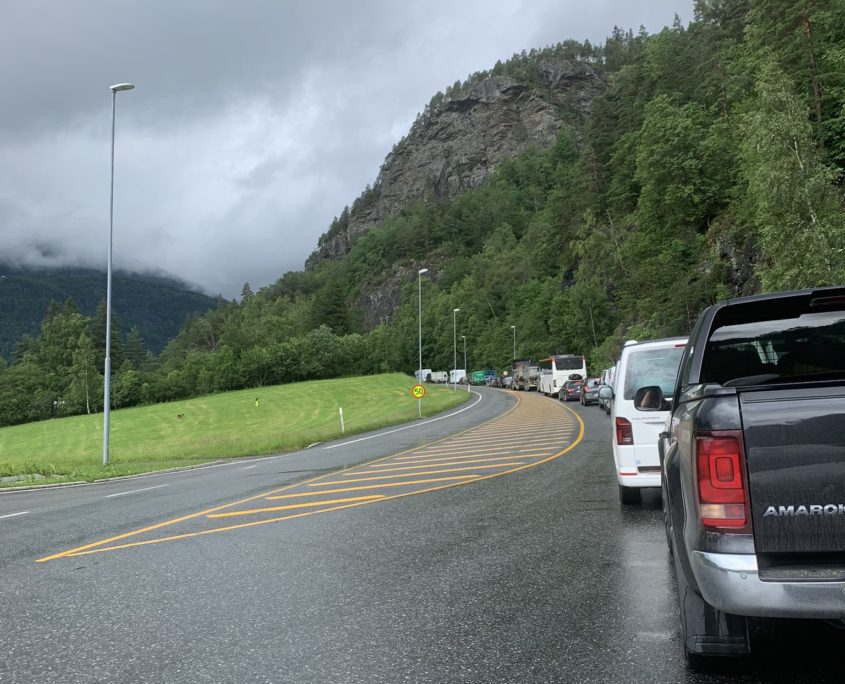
[66,331,101,414]
[740,61,845,289]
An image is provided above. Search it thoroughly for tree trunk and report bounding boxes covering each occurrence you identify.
[801,8,824,147]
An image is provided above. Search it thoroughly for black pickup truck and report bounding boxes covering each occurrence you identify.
[645,287,845,669]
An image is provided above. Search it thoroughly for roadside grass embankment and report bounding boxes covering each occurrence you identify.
[0,373,469,487]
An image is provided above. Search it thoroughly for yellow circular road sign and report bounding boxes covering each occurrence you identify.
[412,384,426,399]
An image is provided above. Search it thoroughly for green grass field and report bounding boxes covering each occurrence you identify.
[0,374,469,487]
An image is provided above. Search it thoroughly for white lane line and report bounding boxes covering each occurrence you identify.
[105,484,170,499]
[240,465,258,471]
[324,391,484,450]
[0,511,29,520]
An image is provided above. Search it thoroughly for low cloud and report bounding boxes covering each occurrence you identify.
[0,0,692,297]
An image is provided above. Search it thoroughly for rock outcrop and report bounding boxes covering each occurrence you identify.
[306,58,606,267]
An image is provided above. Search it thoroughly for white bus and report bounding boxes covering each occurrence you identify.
[538,355,587,397]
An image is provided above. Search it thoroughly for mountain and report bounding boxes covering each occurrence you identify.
[4,6,845,429]
[0,265,218,361]
[307,50,606,267]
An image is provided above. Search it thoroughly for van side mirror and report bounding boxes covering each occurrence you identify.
[598,386,613,400]
[634,386,666,411]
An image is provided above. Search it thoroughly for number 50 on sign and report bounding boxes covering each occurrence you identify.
[411,384,426,399]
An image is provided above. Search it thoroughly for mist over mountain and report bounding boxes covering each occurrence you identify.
[0,264,218,362]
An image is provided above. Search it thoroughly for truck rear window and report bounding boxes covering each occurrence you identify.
[702,309,845,386]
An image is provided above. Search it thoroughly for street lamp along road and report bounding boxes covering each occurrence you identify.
[453,308,460,391]
[103,82,135,467]
[461,334,468,393]
[510,325,516,363]
[417,268,428,419]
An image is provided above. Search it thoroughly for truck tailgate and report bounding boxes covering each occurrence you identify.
[740,386,845,555]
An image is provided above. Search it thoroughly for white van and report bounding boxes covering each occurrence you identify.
[600,337,687,505]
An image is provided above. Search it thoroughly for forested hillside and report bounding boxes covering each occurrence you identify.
[0,265,218,362]
[1,0,843,428]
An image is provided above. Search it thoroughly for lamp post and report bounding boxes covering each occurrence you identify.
[417,268,428,418]
[452,308,460,390]
[103,82,135,467]
[510,325,516,362]
[462,334,468,393]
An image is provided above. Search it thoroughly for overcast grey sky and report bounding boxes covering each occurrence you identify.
[0,0,694,298]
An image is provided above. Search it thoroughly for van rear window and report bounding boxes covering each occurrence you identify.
[623,347,685,400]
[703,309,845,386]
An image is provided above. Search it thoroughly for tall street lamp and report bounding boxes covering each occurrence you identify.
[510,325,516,363]
[462,334,469,393]
[103,82,135,467]
[417,268,428,418]
[453,308,460,390]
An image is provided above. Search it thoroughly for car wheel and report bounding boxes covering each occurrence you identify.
[661,478,673,555]
[618,484,642,505]
[672,546,750,671]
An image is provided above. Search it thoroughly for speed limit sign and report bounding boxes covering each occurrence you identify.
[411,384,426,399]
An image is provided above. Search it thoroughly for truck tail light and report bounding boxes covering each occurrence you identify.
[615,417,633,445]
[695,431,749,529]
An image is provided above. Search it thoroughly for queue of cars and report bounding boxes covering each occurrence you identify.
[594,286,845,671]
[481,288,845,670]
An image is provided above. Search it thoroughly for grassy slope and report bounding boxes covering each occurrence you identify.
[0,374,468,486]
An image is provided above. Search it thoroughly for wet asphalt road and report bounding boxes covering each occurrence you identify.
[2,388,844,682]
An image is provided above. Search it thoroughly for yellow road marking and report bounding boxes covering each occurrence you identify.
[38,394,588,562]
[413,434,571,451]
[265,476,480,499]
[362,455,536,472]
[393,442,565,461]
[207,495,385,518]
[321,462,525,483]
[35,480,314,563]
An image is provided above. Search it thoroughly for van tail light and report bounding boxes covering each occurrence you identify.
[695,431,749,529]
[615,417,633,445]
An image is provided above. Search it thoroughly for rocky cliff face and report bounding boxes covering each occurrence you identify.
[306,58,606,267]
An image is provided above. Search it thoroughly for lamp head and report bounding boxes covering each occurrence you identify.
[110,83,135,92]
[418,268,428,275]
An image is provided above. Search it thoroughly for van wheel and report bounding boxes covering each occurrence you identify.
[618,484,641,505]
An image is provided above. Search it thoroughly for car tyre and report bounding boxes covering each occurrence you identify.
[661,478,673,555]
[672,548,750,672]
[618,484,641,505]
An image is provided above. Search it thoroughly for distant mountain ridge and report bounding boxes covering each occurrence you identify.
[0,264,218,361]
